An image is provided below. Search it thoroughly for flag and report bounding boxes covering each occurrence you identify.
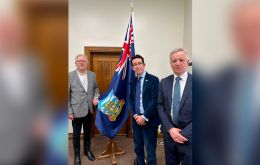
[95,12,135,139]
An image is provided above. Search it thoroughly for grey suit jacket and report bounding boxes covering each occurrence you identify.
[68,70,100,118]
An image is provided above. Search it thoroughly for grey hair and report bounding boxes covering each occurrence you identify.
[169,48,190,60]
[75,54,88,63]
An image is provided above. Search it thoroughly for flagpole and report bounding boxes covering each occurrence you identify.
[97,3,135,164]
[131,1,137,54]
[131,1,134,12]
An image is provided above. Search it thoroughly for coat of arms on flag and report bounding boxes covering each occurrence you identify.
[98,90,125,121]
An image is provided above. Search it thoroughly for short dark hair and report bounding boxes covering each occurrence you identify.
[131,54,145,65]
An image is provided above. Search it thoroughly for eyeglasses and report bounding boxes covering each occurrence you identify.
[132,62,143,67]
[76,60,87,63]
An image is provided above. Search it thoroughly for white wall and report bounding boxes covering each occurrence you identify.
[69,0,187,78]
[69,0,190,133]
[192,0,239,72]
[184,0,192,54]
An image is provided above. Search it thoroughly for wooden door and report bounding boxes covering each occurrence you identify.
[92,53,119,95]
[85,47,132,137]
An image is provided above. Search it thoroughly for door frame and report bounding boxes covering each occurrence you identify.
[84,46,133,138]
[85,46,122,70]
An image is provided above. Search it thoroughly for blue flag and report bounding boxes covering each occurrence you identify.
[95,12,135,139]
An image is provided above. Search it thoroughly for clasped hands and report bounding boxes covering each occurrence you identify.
[134,115,146,126]
[168,127,188,144]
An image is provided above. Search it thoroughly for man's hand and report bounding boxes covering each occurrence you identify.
[93,98,99,106]
[168,127,188,144]
[68,113,74,120]
[135,115,146,125]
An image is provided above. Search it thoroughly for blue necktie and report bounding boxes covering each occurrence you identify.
[135,77,142,115]
[172,76,181,125]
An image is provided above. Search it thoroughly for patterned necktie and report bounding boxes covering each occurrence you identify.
[172,76,181,125]
[135,77,142,115]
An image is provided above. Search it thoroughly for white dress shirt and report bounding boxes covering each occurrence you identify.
[77,70,88,92]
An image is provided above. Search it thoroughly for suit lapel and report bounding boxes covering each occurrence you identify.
[132,77,137,97]
[168,75,174,108]
[179,73,192,109]
[74,70,86,92]
[142,73,149,96]
[87,71,91,93]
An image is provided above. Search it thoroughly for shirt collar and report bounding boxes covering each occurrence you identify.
[173,71,188,81]
[77,70,87,76]
[137,71,146,79]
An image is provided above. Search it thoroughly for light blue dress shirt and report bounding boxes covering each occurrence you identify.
[139,71,146,113]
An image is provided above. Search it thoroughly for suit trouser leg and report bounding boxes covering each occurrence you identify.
[72,117,83,156]
[83,112,93,151]
[143,125,158,165]
[178,139,192,165]
[132,120,145,165]
[163,132,180,165]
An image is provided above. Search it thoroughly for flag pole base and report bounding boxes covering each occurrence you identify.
[98,138,126,165]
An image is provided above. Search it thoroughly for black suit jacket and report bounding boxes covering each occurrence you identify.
[158,73,192,138]
[128,72,160,127]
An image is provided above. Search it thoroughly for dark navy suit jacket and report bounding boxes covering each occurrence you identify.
[158,73,192,138]
[128,72,160,127]
[194,68,260,165]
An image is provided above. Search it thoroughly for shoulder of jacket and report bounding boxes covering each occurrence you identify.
[161,75,172,82]
[187,72,192,81]
[69,70,76,77]
[88,70,96,75]
[146,72,158,80]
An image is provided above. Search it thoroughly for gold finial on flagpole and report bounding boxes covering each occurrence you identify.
[131,1,134,12]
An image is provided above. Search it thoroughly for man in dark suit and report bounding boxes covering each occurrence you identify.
[128,55,160,165]
[68,54,100,165]
[158,49,192,165]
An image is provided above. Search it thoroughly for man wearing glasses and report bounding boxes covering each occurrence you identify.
[128,55,160,165]
[68,54,99,165]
